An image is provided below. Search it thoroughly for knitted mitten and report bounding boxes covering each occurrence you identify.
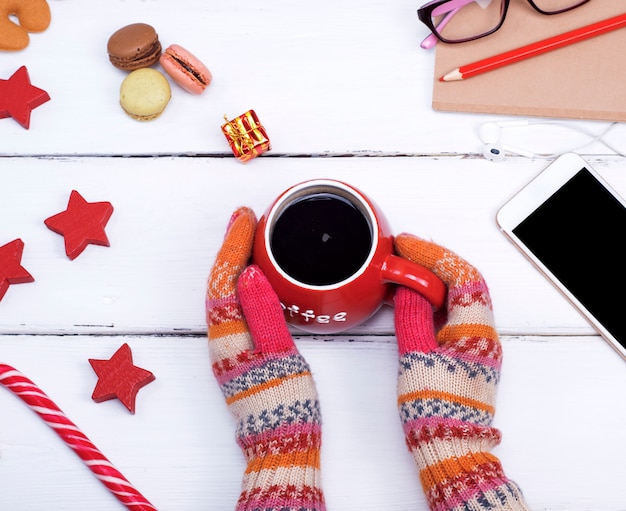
[393,233,530,511]
[206,207,325,511]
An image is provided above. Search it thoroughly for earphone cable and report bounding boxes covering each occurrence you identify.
[537,121,624,158]
[480,120,625,159]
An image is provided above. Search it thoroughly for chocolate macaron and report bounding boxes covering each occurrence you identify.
[107,23,162,71]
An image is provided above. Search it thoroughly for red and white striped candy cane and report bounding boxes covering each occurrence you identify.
[0,363,157,511]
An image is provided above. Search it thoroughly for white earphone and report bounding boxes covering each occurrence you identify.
[478,120,624,161]
[479,121,536,161]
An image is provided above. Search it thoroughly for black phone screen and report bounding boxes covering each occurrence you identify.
[513,168,626,348]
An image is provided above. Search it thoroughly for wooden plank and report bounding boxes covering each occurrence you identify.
[0,0,622,156]
[0,333,625,509]
[3,155,624,335]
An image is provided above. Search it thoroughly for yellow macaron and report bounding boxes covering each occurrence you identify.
[119,68,171,121]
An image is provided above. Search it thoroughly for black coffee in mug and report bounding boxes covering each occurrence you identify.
[270,192,373,286]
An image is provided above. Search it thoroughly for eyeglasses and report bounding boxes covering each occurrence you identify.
[418,0,591,48]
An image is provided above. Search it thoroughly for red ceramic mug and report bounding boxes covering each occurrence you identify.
[253,179,446,333]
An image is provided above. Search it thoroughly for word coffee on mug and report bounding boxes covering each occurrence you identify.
[253,179,446,333]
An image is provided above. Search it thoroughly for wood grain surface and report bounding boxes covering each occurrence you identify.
[1,1,626,510]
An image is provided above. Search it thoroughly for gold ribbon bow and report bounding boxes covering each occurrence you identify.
[223,114,255,154]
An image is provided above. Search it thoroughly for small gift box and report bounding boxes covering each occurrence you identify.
[221,110,271,163]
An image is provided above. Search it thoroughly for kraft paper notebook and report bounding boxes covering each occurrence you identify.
[431,1,626,121]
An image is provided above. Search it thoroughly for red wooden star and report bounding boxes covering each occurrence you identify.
[89,343,155,414]
[44,190,114,260]
[0,239,35,301]
[0,66,50,129]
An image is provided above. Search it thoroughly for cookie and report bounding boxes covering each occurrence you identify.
[160,44,212,94]
[119,68,171,121]
[107,23,162,71]
[0,0,51,51]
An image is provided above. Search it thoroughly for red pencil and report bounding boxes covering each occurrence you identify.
[440,12,626,82]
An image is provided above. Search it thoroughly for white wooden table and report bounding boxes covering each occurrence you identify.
[2,1,626,509]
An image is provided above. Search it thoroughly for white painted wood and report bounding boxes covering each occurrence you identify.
[0,0,623,157]
[1,334,626,510]
[2,0,626,509]
[2,155,625,336]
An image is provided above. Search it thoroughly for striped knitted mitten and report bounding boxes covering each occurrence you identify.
[206,207,325,511]
[393,233,529,511]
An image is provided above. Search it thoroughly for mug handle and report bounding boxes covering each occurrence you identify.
[381,254,447,310]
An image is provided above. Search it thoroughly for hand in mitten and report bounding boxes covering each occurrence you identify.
[393,234,529,511]
[206,207,325,511]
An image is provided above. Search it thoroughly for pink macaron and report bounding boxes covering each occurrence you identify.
[160,44,212,94]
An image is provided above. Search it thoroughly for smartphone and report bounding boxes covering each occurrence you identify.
[496,153,626,361]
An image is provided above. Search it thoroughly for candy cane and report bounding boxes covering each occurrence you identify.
[0,363,157,511]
